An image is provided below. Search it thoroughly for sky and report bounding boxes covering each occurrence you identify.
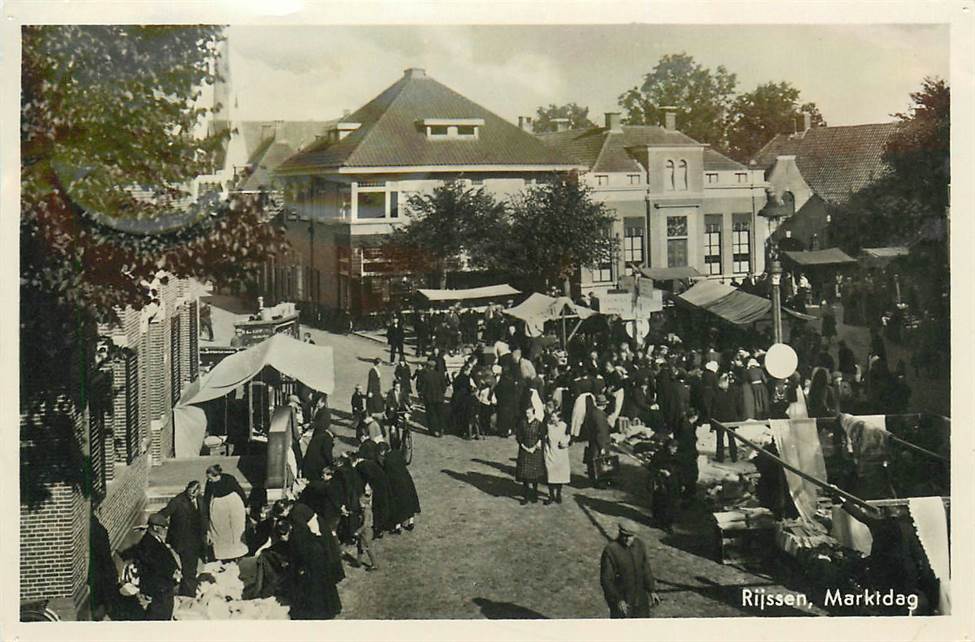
[223,24,948,128]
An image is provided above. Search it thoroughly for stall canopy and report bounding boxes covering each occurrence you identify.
[677,280,815,326]
[782,248,857,267]
[504,292,597,336]
[173,334,335,456]
[859,246,910,269]
[636,265,702,281]
[416,284,520,303]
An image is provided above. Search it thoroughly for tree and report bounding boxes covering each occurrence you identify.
[532,103,596,133]
[21,26,286,502]
[383,180,506,289]
[618,53,737,150]
[726,82,824,162]
[827,77,949,319]
[489,172,617,294]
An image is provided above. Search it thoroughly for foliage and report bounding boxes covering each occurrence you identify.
[532,103,596,133]
[726,82,824,162]
[383,180,507,288]
[20,25,287,482]
[827,77,949,321]
[487,172,617,291]
[618,53,737,149]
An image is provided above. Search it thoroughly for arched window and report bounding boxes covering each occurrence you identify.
[665,160,675,191]
[678,160,688,191]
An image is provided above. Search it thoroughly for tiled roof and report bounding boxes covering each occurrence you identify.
[279,71,573,171]
[703,148,746,171]
[239,141,299,192]
[238,120,336,159]
[750,123,901,203]
[539,125,710,174]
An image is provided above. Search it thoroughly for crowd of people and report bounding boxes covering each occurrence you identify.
[115,388,422,621]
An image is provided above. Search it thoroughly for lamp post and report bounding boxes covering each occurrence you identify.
[769,243,784,344]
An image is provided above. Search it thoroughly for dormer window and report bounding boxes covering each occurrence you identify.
[329,122,361,143]
[420,118,484,139]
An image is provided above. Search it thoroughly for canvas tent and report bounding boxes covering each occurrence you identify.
[416,284,520,304]
[782,248,857,267]
[677,280,814,326]
[636,265,703,282]
[859,246,910,269]
[173,334,335,456]
[504,292,597,337]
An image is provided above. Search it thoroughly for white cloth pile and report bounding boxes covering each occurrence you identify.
[173,561,291,620]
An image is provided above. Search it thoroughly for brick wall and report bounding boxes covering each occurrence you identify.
[21,277,203,619]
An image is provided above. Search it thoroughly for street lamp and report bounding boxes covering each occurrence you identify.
[769,242,784,344]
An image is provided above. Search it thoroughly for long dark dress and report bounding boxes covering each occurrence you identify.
[287,504,343,620]
[515,418,546,483]
[494,375,521,436]
[355,459,395,533]
[383,449,421,524]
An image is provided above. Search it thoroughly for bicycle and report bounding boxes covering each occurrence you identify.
[387,408,414,465]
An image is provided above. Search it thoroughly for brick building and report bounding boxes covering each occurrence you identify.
[271,67,581,316]
[19,276,202,619]
[751,118,900,249]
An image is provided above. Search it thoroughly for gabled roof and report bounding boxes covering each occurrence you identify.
[539,126,746,174]
[239,141,300,192]
[539,125,703,174]
[238,120,336,159]
[751,123,901,203]
[278,70,574,172]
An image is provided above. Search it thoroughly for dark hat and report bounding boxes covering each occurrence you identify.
[595,394,609,406]
[617,518,639,535]
[148,512,169,527]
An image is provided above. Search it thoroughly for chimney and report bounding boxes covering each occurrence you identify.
[552,117,570,133]
[802,112,812,133]
[661,106,678,131]
[518,116,534,132]
[404,67,426,79]
[604,112,622,133]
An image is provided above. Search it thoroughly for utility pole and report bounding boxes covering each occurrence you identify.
[769,242,784,344]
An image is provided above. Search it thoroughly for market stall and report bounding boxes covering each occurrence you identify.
[858,246,910,270]
[173,334,335,458]
[415,283,521,310]
[675,279,815,326]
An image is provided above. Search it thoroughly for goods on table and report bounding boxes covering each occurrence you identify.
[173,561,291,621]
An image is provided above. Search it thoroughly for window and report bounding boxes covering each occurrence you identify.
[595,175,609,187]
[706,172,719,184]
[666,215,688,267]
[593,262,613,283]
[736,172,748,184]
[704,214,723,276]
[468,178,484,186]
[429,125,448,136]
[457,125,476,136]
[339,187,351,218]
[623,218,645,264]
[665,160,675,191]
[357,191,386,219]
[628,174,641,185]
[390,191,399,218]
[678,160,688,191]
[170,316,181,404]
[732,213,752,274]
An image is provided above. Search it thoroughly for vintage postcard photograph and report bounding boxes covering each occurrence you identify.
[3,2,971,641]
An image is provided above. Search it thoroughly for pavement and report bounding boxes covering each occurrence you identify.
[191,297,830,619]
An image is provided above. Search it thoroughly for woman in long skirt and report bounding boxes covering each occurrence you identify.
[204,464,249,561]
[381,444,421,531]
[515,405,546,504]
[543,408,571,505]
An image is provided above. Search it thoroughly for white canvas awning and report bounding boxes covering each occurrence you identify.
[416,284,520,303]
[504,292,597,336]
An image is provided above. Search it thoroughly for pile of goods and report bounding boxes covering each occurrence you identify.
[173,561,291,620]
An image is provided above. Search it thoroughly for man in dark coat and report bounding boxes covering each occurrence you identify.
[600,519,661,618]
[417,359,446,437]
[302,411,336,482]
[129,513,182,620]
[366,358,385,415]
[355,452,395,539]
[387,317,406,363]
[711,373,742,463]
[158,481,205,597]
[584,395,614,487]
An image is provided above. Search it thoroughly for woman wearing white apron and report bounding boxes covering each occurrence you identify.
[204,464,249,561]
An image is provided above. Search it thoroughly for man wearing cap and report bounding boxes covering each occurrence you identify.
[600,519,660,618]
[584,394,614,488]
[129,513,182,620]
[158,481,204,597]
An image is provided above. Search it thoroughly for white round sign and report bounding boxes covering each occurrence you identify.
[765,343,798,380]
